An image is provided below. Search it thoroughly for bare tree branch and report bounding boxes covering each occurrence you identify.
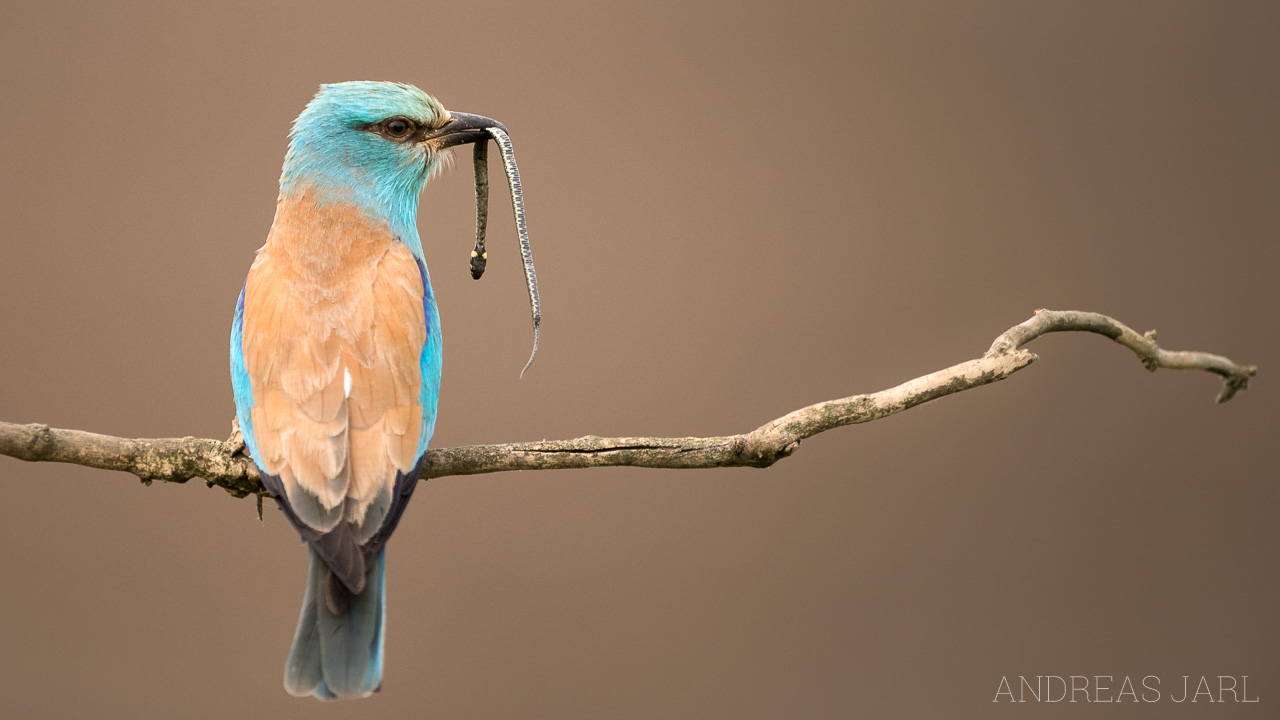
[0,309,1257,499]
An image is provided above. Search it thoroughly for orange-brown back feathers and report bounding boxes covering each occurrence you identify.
[242,188,426,536]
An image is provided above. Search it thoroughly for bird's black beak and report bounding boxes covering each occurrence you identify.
[424,111,507,148]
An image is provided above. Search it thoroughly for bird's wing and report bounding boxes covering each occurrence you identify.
[363,255,442,553]
[230,285,260,463]
[342,242,431,544]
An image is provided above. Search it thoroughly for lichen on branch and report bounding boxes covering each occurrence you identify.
[0,309,1257,499]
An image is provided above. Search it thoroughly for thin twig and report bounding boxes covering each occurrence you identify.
[0,309,1256,499]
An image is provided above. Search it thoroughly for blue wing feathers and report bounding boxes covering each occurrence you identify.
[415,257,442,459]
[229,285,261,463]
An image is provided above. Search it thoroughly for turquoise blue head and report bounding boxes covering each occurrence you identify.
[279,81,505,248]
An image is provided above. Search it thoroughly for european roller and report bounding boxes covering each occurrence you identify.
[230,81,538,700]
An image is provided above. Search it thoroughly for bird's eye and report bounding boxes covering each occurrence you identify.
[381,117,415,140]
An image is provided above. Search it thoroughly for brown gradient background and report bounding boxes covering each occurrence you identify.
[0,1,1276,717]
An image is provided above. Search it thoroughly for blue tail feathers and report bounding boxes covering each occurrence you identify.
[284,547,386,700]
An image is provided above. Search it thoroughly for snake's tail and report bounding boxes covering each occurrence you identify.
[487,127,540,378]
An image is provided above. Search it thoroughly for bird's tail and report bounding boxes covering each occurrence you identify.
[283,546,385,700]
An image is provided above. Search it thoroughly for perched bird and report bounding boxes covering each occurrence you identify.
[230,81,511,700]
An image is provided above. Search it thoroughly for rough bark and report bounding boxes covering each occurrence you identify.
[0,310,1257,499]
